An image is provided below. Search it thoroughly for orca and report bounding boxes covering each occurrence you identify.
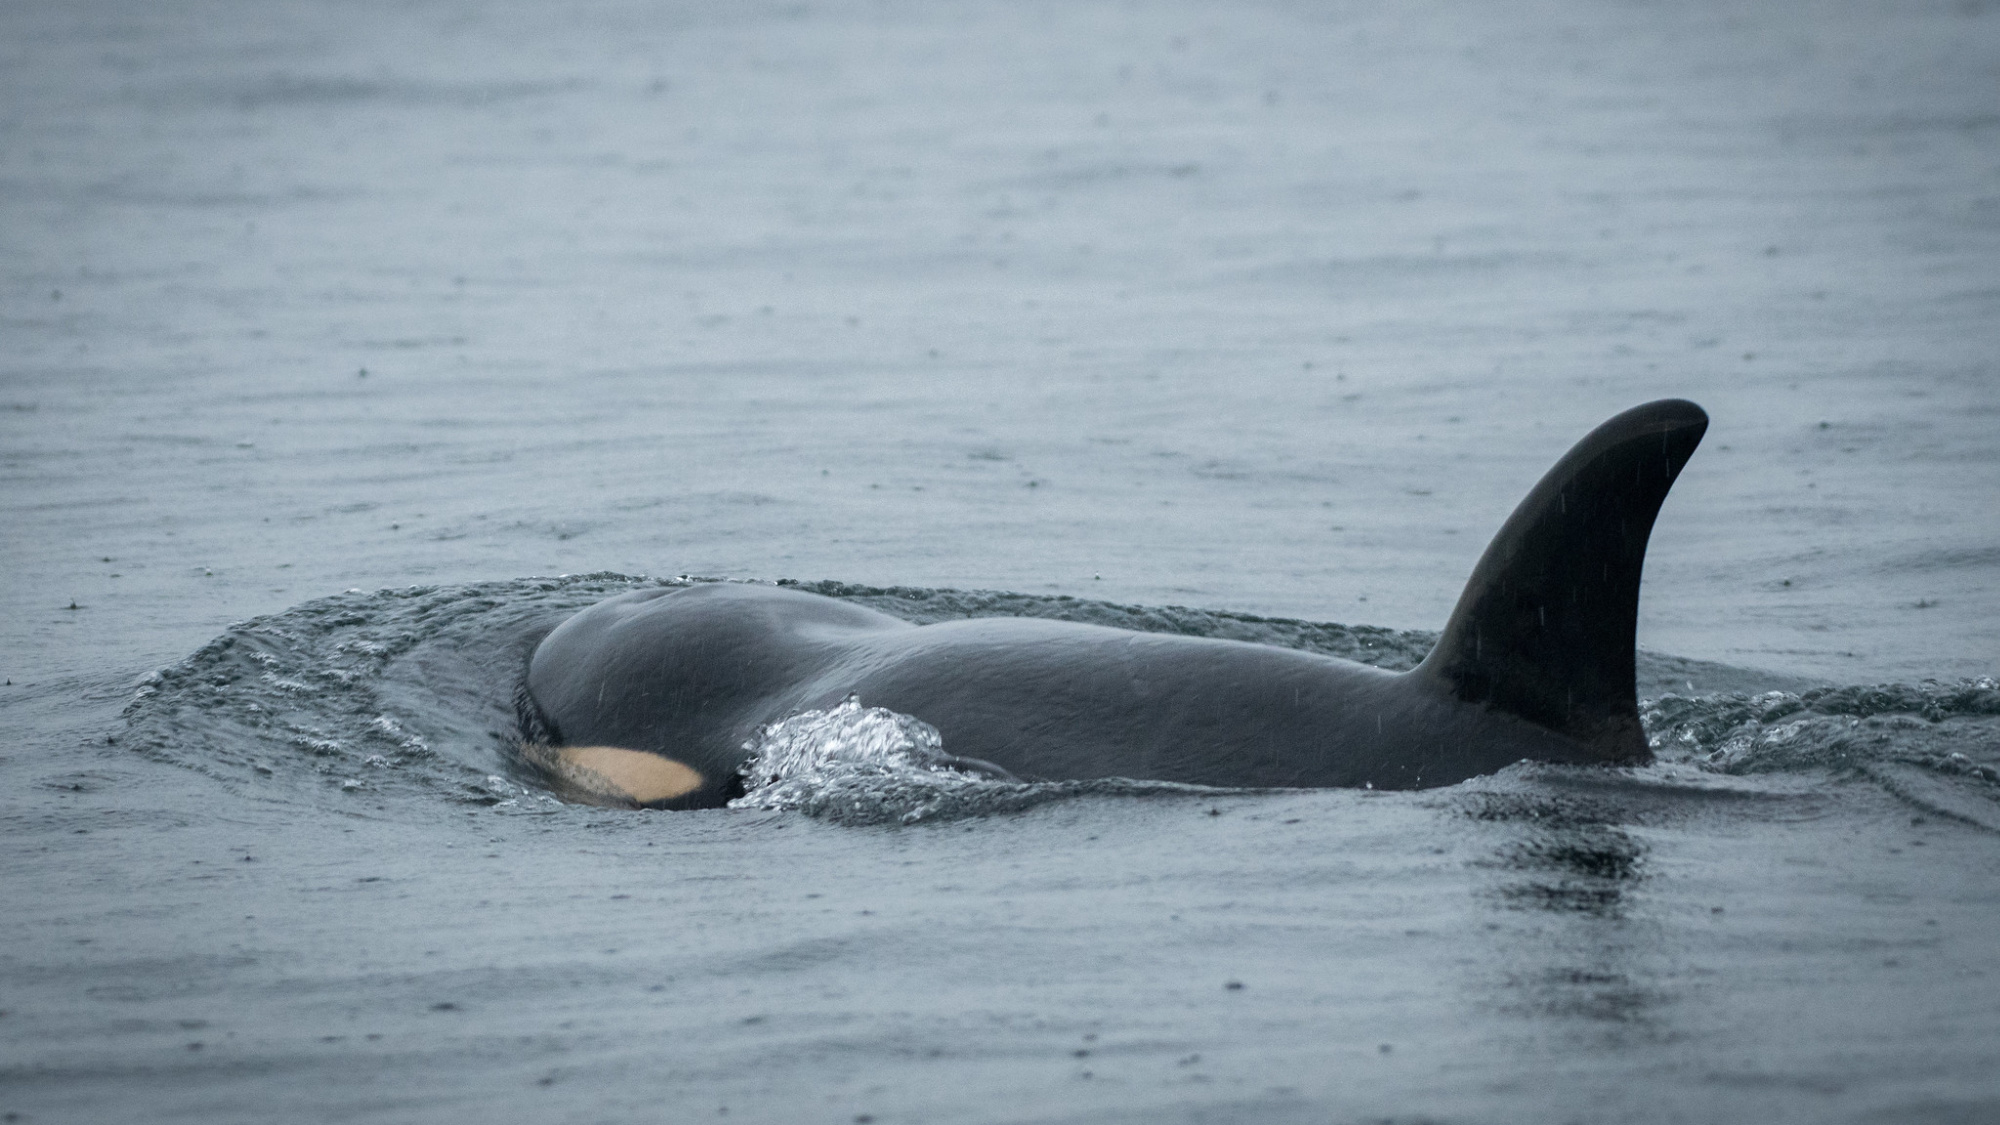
[516,399,1708,809]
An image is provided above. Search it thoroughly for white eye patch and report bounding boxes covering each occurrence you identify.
[541,745,706,805]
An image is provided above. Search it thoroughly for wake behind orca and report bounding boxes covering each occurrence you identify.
[516,399,1709,809]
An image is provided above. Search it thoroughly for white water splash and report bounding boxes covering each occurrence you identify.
[727,694,1225,825]
[729,696,1003,824]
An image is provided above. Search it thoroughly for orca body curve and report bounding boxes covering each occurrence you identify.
[518,399,1709,809]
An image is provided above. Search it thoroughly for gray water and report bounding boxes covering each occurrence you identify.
[5,1,1999,1122]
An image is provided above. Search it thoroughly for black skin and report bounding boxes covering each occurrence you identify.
[523,400,1709,809]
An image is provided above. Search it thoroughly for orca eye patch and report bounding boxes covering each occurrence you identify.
[554,746,706,804]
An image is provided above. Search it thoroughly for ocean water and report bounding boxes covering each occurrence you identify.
[41,573,2000,1123]
[4,0,1999,1121]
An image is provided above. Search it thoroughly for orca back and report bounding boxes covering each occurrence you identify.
[1415,399,1708,763]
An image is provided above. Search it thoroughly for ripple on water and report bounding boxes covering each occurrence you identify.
[118,575,2000,826]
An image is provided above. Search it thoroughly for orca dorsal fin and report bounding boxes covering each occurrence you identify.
[1414,399,1708,763]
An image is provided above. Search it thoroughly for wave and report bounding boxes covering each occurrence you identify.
[1643,680,2000,779]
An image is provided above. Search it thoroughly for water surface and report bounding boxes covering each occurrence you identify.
[4,0,1997,1121]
